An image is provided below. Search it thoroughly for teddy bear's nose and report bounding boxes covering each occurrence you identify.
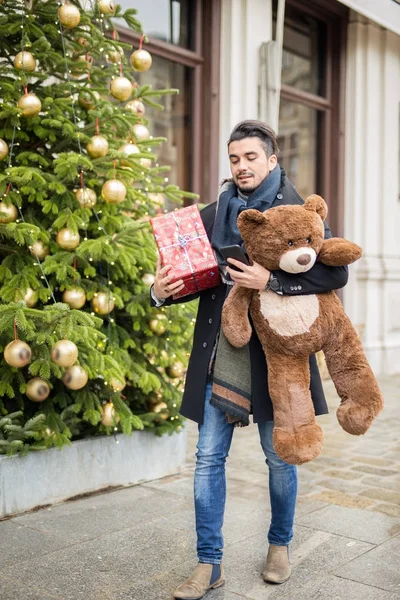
[297,254,311,265]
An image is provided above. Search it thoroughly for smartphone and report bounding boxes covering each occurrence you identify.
[219,244,251,271]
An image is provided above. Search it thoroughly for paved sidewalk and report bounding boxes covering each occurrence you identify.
[0,375,399,600]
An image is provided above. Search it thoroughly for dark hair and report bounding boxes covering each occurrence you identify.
[227,119,279,157]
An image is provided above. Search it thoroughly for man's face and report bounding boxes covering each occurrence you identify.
[228,137,277,194]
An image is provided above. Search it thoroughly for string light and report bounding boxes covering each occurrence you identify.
[4,5,56,304]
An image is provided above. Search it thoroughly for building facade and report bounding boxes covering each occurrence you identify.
[122,1,400,374]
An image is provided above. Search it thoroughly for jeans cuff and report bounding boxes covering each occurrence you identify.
[267,539,291,547]
[198,558,222,565]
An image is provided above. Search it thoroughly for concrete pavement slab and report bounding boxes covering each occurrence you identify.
[333,535,400,593]
[0,517,196,600]
[296,504,400,544]
[12,484,191,544]
[278,575,398,600]
[143,470,195,497]
[0,575,62,600]
[0,520,75,569]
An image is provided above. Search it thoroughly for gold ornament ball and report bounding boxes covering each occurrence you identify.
[102,179,126,204]
[125,99,145,116]
[110,77,133,101]
[63,365,88,390]
[119,142,140,166]
[26,378,50,402]
[86,135,109,158]
[51,339,79,367]
[130,49,152,72]
[107,46,123,64]
[56,228,80,250]
[101,401,120,426]
[92,292,115,315]
[98,0,115,15]
[0,138,9,160]
[132,123,150,141]
[0,202,17,223]
[58,4,81,28]
[148,314,168,336]
[20,287,38,307]
[147,392,162,409]
[141,273,155,287]
[166,361,186,379]
[109,376,126,392]
[29,240,49,260]
[75,187,97,208]
[148,193,165,206]
[78,90,100,110]
[14,51,36,72]
[17,93,41,117]
[4,340,32,368]
[140,157,152,168]
[153,401,169,420]
[62,286,87,309]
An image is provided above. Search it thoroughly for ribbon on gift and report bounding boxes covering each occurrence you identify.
[158,213,210,292]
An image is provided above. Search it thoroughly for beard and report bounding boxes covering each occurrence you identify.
[236,174,257,194]
[237,182,257,194]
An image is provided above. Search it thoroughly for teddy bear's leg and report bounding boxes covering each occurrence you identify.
[222,285,253,348]
[266,352,324,465]
[323,317,384,435]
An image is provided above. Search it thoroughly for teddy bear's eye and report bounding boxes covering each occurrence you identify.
[288,240,293,247]
[306,237,311,244]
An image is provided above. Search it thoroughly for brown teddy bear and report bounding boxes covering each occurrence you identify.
[222,194,384,465]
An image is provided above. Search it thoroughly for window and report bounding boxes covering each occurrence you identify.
[275,0,348,236]
[117,0,221,204]
[118,0,195,49]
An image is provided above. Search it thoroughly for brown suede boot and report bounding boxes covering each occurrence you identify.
[262,544,291,584]
[173,563,225,599]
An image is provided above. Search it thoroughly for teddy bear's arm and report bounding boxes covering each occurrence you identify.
[222,285,253,348]
[318,238,362,266]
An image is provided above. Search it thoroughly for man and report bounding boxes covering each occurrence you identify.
[151,120,348,600]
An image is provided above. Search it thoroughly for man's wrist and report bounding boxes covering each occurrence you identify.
[150,285,165,306]
[265,272,283,294]
[264,272,272,291]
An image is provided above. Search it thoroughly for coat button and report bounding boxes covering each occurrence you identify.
[298,285,302,290]
[290,286,294,291]
[212,294,216,300]
[203,342,208,348]
[209,318,213,324]
[277,193,283,200]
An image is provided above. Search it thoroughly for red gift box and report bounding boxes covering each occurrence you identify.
[150,205,220,299]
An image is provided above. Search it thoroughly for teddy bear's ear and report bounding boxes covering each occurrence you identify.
[237,209,266,228]
[304,194,328,221]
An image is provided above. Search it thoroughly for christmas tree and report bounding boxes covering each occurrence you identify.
[0,0,197,455]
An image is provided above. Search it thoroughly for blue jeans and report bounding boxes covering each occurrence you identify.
[194,382,298,564]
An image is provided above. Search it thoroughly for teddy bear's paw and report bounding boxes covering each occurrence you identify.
[273,424,323,465]
[337,402,380,435]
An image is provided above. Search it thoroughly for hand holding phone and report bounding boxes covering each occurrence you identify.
[219,244,251,271]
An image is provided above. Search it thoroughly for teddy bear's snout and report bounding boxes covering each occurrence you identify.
[297,254,312,266]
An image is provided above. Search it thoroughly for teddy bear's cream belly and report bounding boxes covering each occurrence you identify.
[258,291,319,337]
